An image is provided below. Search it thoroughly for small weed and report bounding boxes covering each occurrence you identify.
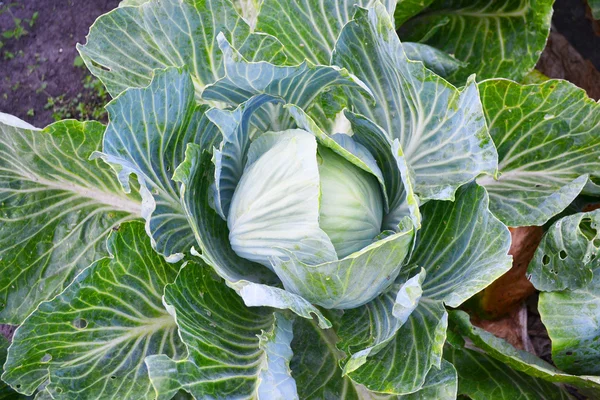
[1,4,38,60]
[45,57,110,122]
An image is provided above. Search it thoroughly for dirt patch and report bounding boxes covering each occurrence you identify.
[0,0,119,127]
[553,0,600,70]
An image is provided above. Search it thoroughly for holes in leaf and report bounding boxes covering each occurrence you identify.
[73,318,88,329]
[579,217,597,241]
[559,250,567,260]
[89,59,111,72]
[566,351,573,356]
[16,385,21,389]
[55,387,63,394]
[110,375,117,380]
[40,353,52,363]
[542,254,550,265]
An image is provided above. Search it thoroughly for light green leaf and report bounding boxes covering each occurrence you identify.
[0,118,140,324]
[290,318,359,400]
[397,0,554,83]
[1,222,183,398]
[337,269,426,375]
[144,263,298,399]
[227,129,337,268]
[445,345,570,400]
[344,299,447,394]
[255,0,398,65]
[209,94,283,220]
[449,310,600,396]
[78,0,284,98]
[404,184,512,308]
[317,145,384,259]
[528,210,600,292]
[95,68,219,261]
[272,226,414,309]
[477,79,600,227]
[173,143,277,284]
[398,359,457,400]
[334,4,497,201]
[286,105,387,212]
[402,42,466,78]
[119,0,148,6]
[539,270,600,376]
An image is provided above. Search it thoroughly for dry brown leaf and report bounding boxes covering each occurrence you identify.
[472,304,535,352]
[467,226,543,319]
[536,31,600,100]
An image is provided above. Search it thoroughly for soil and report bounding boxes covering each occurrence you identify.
[554,0,600,69]
[0,0,119,127]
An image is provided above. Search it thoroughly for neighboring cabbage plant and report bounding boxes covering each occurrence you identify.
[2,0,600,399]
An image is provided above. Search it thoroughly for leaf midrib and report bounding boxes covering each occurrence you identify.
[23,172,141,215]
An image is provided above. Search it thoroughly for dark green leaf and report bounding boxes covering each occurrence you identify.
[398,0,554,82]
[0,116,140,324]
[477,79,600,227]
[145,263,298,399]
[2,222,183,398]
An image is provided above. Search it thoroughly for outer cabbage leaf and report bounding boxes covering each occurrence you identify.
[397,0,554,83]
[404,183,512,307]
[255,0,398,65]
[0,335,20,399]
[94,68,219,261]
[337,270,426,375]
[397,360,457,400]
[78,0,284,98]
[445,345,571,400]
[528,209,600,292]
[0,117,140,324]
[202,34,371,132]
[394,0,433,26]
[343,298,447,394]
[290,318,359,400]
[145,263,298,399]
[537,259,600,376]
[449,310,600,396]
[335,184,511,393]
[2,222,184,399]
[477,79,600,227]
[333,4,497,201]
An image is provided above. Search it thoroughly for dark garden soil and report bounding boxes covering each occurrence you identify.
[0,0,120,127]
